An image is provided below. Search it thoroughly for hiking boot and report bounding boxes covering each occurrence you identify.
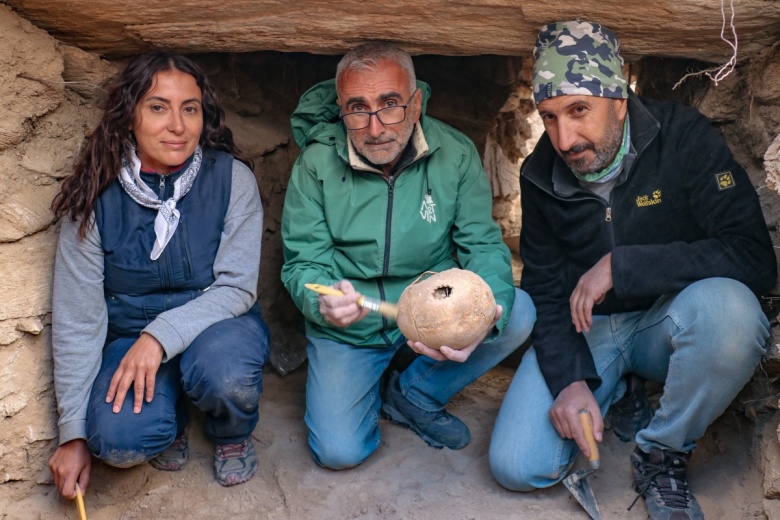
[149,430,188,471]
[381,371,471,450]
[607,373,653,442]
[629,446,704,520]
[214,438,258,487]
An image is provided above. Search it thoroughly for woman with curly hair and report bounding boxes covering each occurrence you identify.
[48,51,269,495]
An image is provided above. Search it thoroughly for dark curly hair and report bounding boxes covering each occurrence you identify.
[52,50,251,238]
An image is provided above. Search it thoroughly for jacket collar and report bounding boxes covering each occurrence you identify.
[346,122,430,175]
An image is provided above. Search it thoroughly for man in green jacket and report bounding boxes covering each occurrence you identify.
[282,42,536,469]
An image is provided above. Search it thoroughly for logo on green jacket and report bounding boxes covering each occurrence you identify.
[420,193,436,223]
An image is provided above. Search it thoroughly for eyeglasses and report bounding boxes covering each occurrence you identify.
[340,89,418,130]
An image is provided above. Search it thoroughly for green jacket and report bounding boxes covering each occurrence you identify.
[282,78,515,347]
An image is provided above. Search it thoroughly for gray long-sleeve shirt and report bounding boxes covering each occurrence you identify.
[52,160,263,445]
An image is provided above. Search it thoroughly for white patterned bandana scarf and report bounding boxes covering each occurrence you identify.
[119,146,202,260]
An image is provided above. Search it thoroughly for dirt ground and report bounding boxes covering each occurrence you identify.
[1,364,767,520]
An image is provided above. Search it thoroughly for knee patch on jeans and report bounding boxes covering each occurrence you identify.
[224,383,262,412]
[90,444,150,468]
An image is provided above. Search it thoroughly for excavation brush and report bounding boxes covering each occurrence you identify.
[304,283,398,320]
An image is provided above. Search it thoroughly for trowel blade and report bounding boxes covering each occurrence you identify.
[562,469,602,520]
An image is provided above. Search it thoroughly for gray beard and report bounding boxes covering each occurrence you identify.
[565,108,623,175]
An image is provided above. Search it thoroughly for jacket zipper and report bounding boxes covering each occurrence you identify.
[605,193,617,250]
[157,174,173,288]
[377,175,396,338]
[524,174,618,247]
[382,176,395,277]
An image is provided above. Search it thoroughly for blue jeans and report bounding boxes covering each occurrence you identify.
[86,306,270,468]
[489,278,768,491]
[306,288,536,469]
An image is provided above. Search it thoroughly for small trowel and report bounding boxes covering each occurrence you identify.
[563,409,602,520]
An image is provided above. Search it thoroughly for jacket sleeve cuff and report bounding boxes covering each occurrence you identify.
[58,419,87,446]
[143,319,185,361]
[547,373,602,399]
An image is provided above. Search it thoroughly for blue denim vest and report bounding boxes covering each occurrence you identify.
[95,149,234,342]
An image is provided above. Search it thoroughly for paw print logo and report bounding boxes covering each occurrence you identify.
[716,171,735,190]
[652,190,661,200]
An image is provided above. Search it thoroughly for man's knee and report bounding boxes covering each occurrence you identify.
[675,278,768,367]
[309,433,375,470]
[679,278,764,326]
[489,458,536,492]
[489,449,565,492]
[506,289,537,341]
[490,289,536,359]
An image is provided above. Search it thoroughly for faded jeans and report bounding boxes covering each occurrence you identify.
[86,305,270,468]
[490,278,769,491]
[306,288,536,469]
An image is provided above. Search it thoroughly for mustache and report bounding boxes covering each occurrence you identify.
[363,137,394,145]
[561,142,595,157]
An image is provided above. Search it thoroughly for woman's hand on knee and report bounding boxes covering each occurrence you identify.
[49,439,91,500]
[549,381,603,459]
[106,333,164,414]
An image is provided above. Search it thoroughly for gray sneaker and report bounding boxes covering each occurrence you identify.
[149,430,188,471]
[381,371,471,450]
[629,446,704,520]
[214,438,258,487]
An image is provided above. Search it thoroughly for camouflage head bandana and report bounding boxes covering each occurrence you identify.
[532,20,628,105]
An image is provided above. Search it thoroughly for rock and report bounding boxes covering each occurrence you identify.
[3,0,779,63]
[766,134,780,195]
[0,228,57,320]
[0,182,58,242]
[761,416,780,499]
[0,5,64,151]
[59,43,118,100]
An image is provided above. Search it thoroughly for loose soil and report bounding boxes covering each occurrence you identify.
[2,366,766,519]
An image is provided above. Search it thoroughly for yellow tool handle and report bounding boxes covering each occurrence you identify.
[579,409,600,470]
[305,283,346,297]
[305,283,368,306]
[304,283,397,320]
[75,484,87,520]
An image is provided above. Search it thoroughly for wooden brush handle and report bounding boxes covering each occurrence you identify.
[579,409,600,470]
[305,283,345,297]
[305,284,399,320]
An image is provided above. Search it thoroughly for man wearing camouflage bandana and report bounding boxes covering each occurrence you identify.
[489,20,776,520]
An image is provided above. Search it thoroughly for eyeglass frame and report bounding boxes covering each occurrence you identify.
[339,88,420,130]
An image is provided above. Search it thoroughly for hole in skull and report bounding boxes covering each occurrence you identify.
[433,285,453,299]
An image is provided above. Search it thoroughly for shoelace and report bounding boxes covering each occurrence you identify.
[216,440,248,459]
[628,460,690,511]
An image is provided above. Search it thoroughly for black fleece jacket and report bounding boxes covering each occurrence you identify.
[520,92,776,397]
